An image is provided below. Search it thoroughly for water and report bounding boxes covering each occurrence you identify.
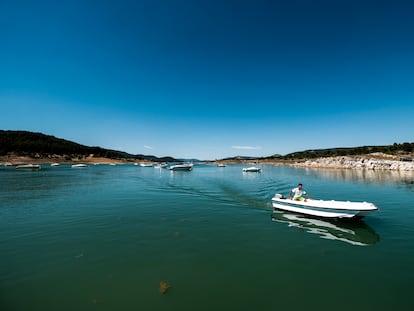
[1,164,413,310]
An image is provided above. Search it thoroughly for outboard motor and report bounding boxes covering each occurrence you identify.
[274,193,285,199]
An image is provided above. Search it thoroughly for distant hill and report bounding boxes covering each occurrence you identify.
[2,130,412,163]
[217,143,414,162]
[0,130,176,162]
[219,155,260,161]
[265,143,414,160]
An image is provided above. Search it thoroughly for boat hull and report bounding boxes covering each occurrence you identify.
[169,164,193,171]
[139,163,153,167]
[242,167,261,172]
[71,164,87,168]
[272,195,378,219]
[16,164,41,170]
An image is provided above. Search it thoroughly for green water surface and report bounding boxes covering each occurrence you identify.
[1,164,413,310]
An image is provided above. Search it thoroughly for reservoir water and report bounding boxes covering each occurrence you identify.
[1,164,413,310]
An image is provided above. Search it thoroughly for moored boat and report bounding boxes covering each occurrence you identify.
[154,163,168,169]
[272,193,378,219]
[242,166,261,172]
[139,163,153,167]
[71,164,87,168]
[169,163,193,171]
[16,164,41,170]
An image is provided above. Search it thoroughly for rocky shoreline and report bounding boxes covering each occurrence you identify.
[291,155,414,171]
[2,153,414,171]
[217,153,414,171]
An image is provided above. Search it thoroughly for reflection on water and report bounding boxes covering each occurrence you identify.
[303,168,414,186]
[271,211,380,246]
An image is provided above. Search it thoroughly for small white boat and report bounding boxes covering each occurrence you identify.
[139,163,153,167]
[272,194,378,219]
[51,163,60,167]
[71,164,87,168]
[242,166,261,172]
[16,164,41,170]
[217,163,226,167]
[154,163,168,169]
[169,163,193,171]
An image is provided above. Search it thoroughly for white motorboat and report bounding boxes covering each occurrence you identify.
[71,164,87,168]
[271,211,379,246]
[51,163,60,166]
[242,166,261,172]
[16,164,41,170]
[169,163,193,171]
[217,163,226,167]
[154,163,168,169]
[139,163,153,167]
[272,194,378,219]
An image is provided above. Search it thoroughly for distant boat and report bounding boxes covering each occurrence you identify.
[242,166,261,172]
[16,164,41,170]
[50,163,60,166]
[169,163,193,171]
[154,163,168,169]
[72,164,87,168]
[139,163,153,167]
[217,163,226,167]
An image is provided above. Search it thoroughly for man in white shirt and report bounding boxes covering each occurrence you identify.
[290,183,310,201]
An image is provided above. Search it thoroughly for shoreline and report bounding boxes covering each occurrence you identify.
[287,154,414,171]
[0,155,137,166]
[2,153,414,171]
[216,153,414,171]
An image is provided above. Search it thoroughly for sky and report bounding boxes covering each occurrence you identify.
[1,0,413,160]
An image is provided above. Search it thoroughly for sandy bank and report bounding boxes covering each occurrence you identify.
[3,153,414,171]
[0,155,138,166]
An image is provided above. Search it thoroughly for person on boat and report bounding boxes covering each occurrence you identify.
[290,183,310,201]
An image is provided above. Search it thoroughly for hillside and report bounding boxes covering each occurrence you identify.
[218,143,413,163]
[0,130,176,162]
[273,143,414,160]
[2,130,413,165]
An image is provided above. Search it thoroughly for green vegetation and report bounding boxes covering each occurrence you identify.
[2,130,412,162]
[0,130,175,162]
[220,143,413,162]
[267,143,414,160]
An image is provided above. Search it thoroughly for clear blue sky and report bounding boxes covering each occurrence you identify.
[1,0,413,160]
